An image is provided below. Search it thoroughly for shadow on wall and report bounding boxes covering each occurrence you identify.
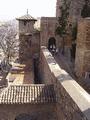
[15,111,57,120]
[31,84,56,104]
[15,113,36,120]
[84,108,90,119]
[48,37,56,52]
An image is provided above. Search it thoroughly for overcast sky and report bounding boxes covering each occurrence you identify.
[0,0,56,21]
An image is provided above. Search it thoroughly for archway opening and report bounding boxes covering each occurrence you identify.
[48,37,56,53]
[15,113,35,120]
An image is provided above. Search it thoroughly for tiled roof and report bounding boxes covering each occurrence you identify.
[16,14,37,21]
[0,84,56,104]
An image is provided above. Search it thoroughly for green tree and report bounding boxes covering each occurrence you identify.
[55,0,71,54]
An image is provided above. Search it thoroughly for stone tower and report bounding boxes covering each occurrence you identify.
[75,18,90,78]
[56,0,86,23]
[17,13,40,63]
[56,0,62,17]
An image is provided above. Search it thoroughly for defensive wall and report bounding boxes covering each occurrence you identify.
[75,18,90,78]
[0,104,56,120]
[39,46,90,120]
[40,17,61,50]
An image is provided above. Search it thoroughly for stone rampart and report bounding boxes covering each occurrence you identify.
[40,46,90,120]
[40,17,61,49]
[0,104,56,120]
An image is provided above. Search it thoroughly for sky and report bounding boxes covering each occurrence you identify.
[0,0,56,21]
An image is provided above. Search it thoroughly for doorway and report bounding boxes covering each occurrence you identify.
[48,37,56,53]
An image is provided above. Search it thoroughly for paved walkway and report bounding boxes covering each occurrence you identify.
[0,71,8,93]
[54,53,75,78]
[9,63,34,85]
[54,53,90,94]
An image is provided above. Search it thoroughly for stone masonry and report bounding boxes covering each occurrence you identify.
[40,17,61,49]
[39,47,90,120]
[0,104,57,120]
[75,18,90,78]
[56,0,86,23]
[17,14,40,63]
[0,0,90,119]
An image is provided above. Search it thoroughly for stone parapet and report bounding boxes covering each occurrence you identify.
[40,46,90,120]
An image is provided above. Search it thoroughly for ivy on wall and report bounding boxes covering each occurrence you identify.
[55,0,71,54]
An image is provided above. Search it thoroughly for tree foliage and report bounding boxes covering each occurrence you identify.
[55,0,71,54]
[0,22,19,65]
[55,0,71,36]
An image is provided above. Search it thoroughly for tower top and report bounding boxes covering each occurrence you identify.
[16,12,37,21]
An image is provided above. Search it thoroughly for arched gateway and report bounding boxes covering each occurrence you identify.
[48,37,56,52]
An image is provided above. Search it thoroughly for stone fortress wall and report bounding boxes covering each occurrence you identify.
[19,31,40,62]
[19,20,35,34]
[75,18,90,77]
[39,46,90,120]
[17,16,40,63]
[0,45,90,120]
[56,0,86,23]
[0,104,57,120]
[40,17,61,49]
[0,0,90,119]
[56,0,90,78]
[0,19,90,120]
[40,17,56,47]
